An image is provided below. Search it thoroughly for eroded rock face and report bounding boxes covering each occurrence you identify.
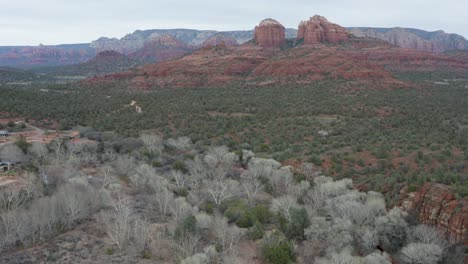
[349,27,468,53]
[298,15,349,44]
[402,183,467,243]
[200,34,238,47]
[254,19,286,48]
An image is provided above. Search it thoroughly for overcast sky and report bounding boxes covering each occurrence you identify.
[1,0,466,46]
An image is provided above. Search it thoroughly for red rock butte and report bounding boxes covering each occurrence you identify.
[298,15,350,44]
[254,18,286,48]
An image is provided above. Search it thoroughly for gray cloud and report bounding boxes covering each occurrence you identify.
[0,0,466,45]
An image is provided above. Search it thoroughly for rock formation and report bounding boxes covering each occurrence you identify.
[254,19,286,48]
[128,34,192,63]
[402,183,467,243]
[297,15,349,44]
[200,34,238,47]
[348,27,468,53]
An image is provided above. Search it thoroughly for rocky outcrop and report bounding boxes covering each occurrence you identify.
[298,16,349,44]
[129,34,192,63]
[200,34,238,47]
[402,183,467,243]
[349,27,468,53]
[254,19,286,48]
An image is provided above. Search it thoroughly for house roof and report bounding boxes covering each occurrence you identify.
[0,130,9,134]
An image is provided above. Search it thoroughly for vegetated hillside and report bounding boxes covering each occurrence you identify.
[86,37,468,90]
[444,50,468,63]
[1,78,468,199]
[0,135,464,263]
[33,51,139,78]
[348,27,468,53]
[0,67,39,83]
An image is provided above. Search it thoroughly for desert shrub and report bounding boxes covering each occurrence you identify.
[224,201,270,228]
[173,160,188,173]
[247,221,265,240]
[175,215,198,239]
[281,207,310,240]
[262,233,295,264]
[250,204,272,224]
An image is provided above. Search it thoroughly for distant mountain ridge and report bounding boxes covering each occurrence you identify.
[0,25,467,68]
[0,44,94,68]
[0,29,297,68]
[348,27,468,53]
[90,28,298,54]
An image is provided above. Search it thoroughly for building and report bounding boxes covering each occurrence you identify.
[0,130,10,137]
[0,161,11,171]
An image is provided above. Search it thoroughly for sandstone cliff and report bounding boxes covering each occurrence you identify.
[349,27,468,53]
[297,15,349,44]
[254,19,286,48]
[128,34,192,63]
[402,183,467,243]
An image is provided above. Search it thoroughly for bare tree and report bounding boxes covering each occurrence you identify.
[315,249,354,264]
[186,156,207,193]
[66,141,85,160]
[172,232,202,261]
[409,225,448,249]
[181,245,217,264]
[166,137,192,151]
[212,216,242,258]
[363,252,391,264]
[153,187,174,221]
[130,164,155,189]
[101,197,133,250]
[57,181,95,228]
[0,144,26,164]
[400,243,443,264]
[205,178,241,206]
[0,186,29,212]
[29,143,49,162]
[132,217,152,250]
[305,217,354,255]
[171,197,195,223]
[99,165,114,191]
[140,133,164,158]
[171,170,188,190]
[271,196,299,221]
[49,138,65,164]
[204,146,236,170]
[240,170,264,205]
[113,155,137,177]
[270,167,295,196]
